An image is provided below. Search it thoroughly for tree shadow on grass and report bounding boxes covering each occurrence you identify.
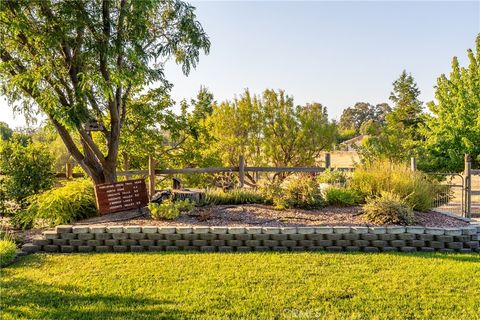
[1,258,193,320]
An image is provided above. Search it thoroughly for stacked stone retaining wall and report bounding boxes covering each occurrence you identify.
[22,225,480,254]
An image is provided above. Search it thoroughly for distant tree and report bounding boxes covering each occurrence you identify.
[420,34,480,171]
[339,102,391,133]
[359,71,423,162]
[0,122,13,141]
[0,0,209,184]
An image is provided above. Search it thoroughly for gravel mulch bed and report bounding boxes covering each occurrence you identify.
[78,204,470,228]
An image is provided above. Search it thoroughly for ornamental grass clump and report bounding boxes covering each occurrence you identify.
[324,187,362,206]
[350,160,437,211]
[204,188,268,205]
[362,192,414,225]
[15,179,97,228]
[277,175,324,209]
[0,231,17,266]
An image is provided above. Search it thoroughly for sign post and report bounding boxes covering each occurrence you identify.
[94,179,149,215]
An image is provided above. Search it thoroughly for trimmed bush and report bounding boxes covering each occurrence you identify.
[0,239,17,265]
[350,161,438,211]
[317,169,348,185]
[204,188,268,205]
[14,179,97,228]
[362,192,414,225]
[148,199,194,220]
[277,175,324,209]
[324,187,362,206]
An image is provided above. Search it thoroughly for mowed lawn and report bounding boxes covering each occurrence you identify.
[1,253,479,320]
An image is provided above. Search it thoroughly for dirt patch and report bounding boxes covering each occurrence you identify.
[78,204,470,228]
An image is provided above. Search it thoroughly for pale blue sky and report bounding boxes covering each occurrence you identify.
[1,0,479,128]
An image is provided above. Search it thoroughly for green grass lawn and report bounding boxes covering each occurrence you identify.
[1,252,479,320]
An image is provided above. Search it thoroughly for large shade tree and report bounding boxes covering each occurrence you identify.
[0,0,210,184]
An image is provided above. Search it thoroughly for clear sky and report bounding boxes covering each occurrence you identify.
[1,0,479,128]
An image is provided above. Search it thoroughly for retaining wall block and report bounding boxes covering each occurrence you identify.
[228,227,245,234]
[235,234,251,241]
[280,227,297,234]
[182,234,199,241]
[78,233,94,240]
[158,227,176,234]
[417,234,434,241]
[326,234,342,241]
[22,243,40,253]
[297,227,315,235]
[60,245,75,253]
[425,228,444,235]
[78,246,93,253]
[106,226,123,234]
[176,227,193,234]
[157,240,173,247]
[112,233,128,240]
[353,240,370,247]
[165,234,181,241]
[55,225,73,234]
[307,234,324,241]
[200,246,216,252]
[361,234,378,241]
[262,227,280,235]
[317,240,333,247]
[333,227,350,234]
[289,234,305,241]
[363,247,379,253]
[343,233,360,241]
[345,246,361,252]
[33,239,50,246]
[148,246,163,252]
[245,227,262,234]
[368,227,386,234]
[446,242,463,250]
[72,226,90,234]
[192,227,209,234]
[237,247,251,252]
[273,246,288,252]
[271,234,288,241]
[212,240,226,247]
[43,231,59,240]
[199,234,217,241]
[444,228,462,236]
[379,234,396,241]
[420,247,435,252]
[52,239,68,246]
[95,246,111,252]
[124,226,142,233]
[210,227,228,234]
[397,233,416,241]
[113,245,128,252]
[139,240,155,246]
[335,240,351,247]
[105,240,119,246]
[371,240,388,248]
[400,247,416,252]
[147,233,163,240]
[390,240,406,247]
[381,247,397,252]
[326,246,343,252]
[218,246,233,252]
[462,227,477,235]
[406,227,425,234]
[142,226,158,234]
[95,233,112,240]
[315,227,333,234]
[351,227,368,234]
[435,235,453,242]
[69,240,84,246]
[254,246,270,252]
[386,227,405,234]
[130,246,144,252]
[90,226,105,234]
[60,233,77,240]
[218,234,234,240]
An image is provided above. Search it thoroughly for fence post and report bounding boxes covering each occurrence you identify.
[325,153,331,169]
[464,154,472,218]
[148,155,156,199]
[65,163,73,179]
[239,155,245,188]
[410,157,417,172]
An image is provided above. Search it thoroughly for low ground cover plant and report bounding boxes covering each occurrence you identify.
[14,179,97,228]
[324,187,362,206]
[362,191,414,225]
[0,231,17,265]
[148,199,195,220]
[204,188,268,205]
[350,160,438,211]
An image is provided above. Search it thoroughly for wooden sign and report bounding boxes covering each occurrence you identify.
[94,179,149,214]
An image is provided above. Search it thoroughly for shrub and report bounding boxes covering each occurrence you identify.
[204,188,268,205]
[277,175,324,209]
[324,187,362,206]
[350,161,438,211]
[148,199,194,220]
[14,179,97,228]
[0,140,55,206]
[0,237,17,265]
[362,192,414,225]
[317,169,348,185]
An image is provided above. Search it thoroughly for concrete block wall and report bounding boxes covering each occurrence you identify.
[22,225,480,254]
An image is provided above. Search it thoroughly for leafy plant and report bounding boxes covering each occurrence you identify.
[276,175,324,209]
[0,236,17,265]
[148,199,194,220]
[349,160,437,211]
[0,140,55,206]
[204,188,268,205]
[14,179,97,228]
[362,192,414,225]
[324,187,362,206]
[317,169,348,185]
